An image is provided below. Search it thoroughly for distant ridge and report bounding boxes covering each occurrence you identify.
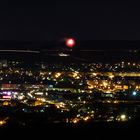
[0,40,140,51]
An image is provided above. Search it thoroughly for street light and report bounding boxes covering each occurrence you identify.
[132,91,137,96]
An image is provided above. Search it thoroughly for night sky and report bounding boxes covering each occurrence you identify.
[1,1,140,41]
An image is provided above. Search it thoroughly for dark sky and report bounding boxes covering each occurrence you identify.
[1,1,140,41]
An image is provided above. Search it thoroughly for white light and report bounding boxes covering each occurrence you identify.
[18,96,24,100]
[132,91,137,96]
[35,92,43,95]
[120,114,126,120]
[58,53,70,57]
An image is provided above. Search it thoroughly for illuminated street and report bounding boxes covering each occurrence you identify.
[0,49,139,129]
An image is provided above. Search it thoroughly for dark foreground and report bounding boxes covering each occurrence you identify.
[0,122,140,140]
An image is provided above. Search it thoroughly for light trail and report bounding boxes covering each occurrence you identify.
[0,50,40,53]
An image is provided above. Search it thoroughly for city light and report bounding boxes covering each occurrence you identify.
[0,120,6,126]
[0,54,140,126]
[132,91,137,96]
[55,72,61,78]
[120,114,126,120]
[83,116,90,121]
[58,53,70,57]
[72,118,79,124]
[35,92,44,95]
[109,75,114,79]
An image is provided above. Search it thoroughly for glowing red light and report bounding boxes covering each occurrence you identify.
[66,38,75,48]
